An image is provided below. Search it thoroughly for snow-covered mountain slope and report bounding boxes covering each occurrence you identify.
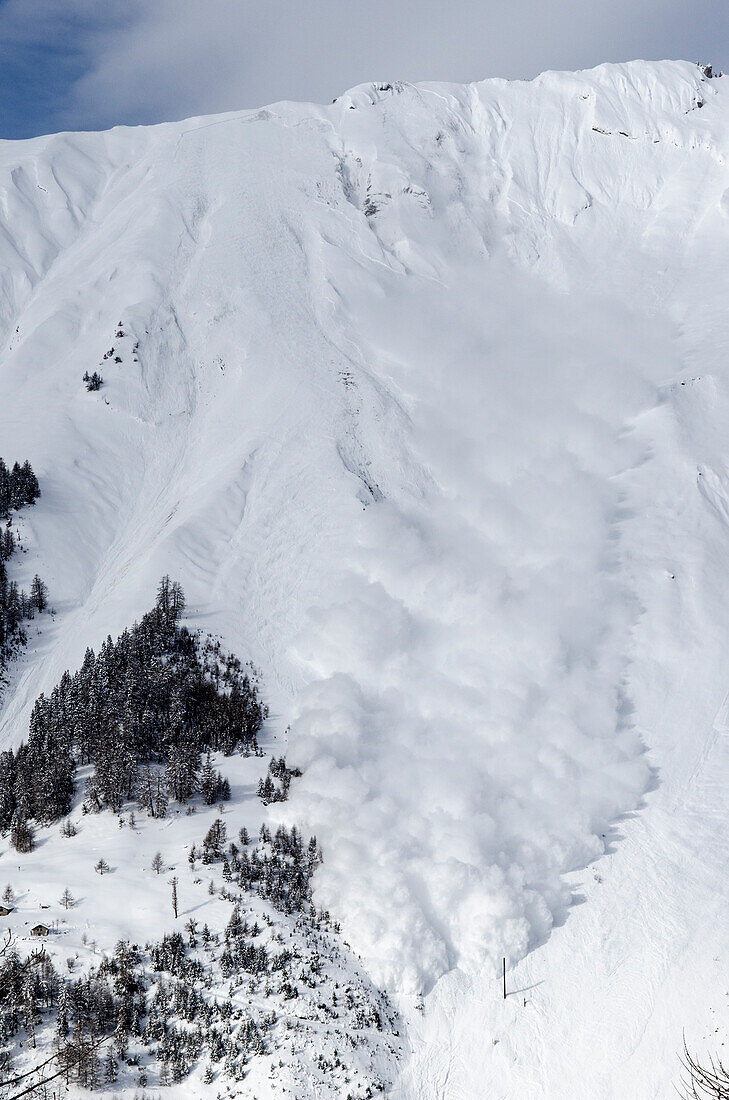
[1,59,729,1097]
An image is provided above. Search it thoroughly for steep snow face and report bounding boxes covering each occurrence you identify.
[1,59,729,1093]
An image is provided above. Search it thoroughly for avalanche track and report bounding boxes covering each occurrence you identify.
[2,59,729,1098]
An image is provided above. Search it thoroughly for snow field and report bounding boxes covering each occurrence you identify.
[1,58,729,1096]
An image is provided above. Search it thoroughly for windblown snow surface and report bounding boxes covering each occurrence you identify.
[2,59,729,1097]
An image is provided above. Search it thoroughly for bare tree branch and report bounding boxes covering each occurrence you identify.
[677,1034,729,1099]
[0,1032,111,1099]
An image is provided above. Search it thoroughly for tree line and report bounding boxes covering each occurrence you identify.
[0,577,267,843]
[0,459,40,519]
[0,456,47,684]
[0,810,391,1094]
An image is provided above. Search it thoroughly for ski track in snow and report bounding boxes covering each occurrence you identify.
[0,59,729,1097]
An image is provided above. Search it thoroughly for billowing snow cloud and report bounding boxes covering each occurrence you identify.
[281,261,668,991]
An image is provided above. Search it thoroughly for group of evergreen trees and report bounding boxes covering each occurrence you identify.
[192,818,321,916]
[257,755,302,805]
[0,458,40,518]
[0,922,279,1090]
[0,456,47,684]
[0,578,266,842]
[82,371,103,391]
[1,553,48,659]
[0,939,123,1090]
[0,565,401,1094]
[0,823,324,1093]
[0,799,393,1095]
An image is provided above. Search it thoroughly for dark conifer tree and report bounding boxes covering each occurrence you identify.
[9,811,34,853]
[30,575,47,613]
[0,580,265,825]
[0,457,44,694]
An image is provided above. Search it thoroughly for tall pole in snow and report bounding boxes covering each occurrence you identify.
[503,957,506,1000]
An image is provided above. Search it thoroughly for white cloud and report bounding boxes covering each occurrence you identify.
[2,0,726,134]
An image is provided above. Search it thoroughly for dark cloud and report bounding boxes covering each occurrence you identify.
[1,0,727,137]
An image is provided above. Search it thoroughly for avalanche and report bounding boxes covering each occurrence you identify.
[0,58,728,1098]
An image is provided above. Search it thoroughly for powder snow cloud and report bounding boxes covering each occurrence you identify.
[280,256,670,991]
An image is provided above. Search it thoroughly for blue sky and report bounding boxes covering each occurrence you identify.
[1,0,727,139]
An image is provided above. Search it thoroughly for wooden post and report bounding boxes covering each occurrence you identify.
[503,957,506,1000]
